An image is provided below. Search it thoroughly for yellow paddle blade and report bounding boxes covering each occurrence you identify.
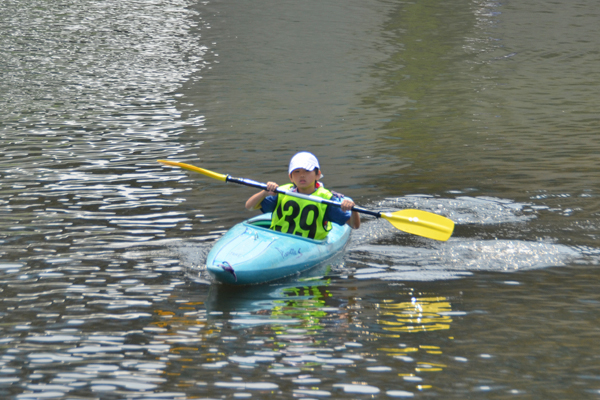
[157,160,227,182]
[381,209,454,241]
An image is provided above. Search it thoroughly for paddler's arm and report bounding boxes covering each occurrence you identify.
[341,198,361,229]
[245,181,278,210]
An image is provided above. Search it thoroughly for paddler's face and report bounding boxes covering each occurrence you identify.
[289,168,320,193]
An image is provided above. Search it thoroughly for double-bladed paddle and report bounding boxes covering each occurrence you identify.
[157,160,455,241]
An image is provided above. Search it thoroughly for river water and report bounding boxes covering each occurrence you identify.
[1,0,600,398]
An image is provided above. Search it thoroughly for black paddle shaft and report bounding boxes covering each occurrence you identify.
[226,175,381,218]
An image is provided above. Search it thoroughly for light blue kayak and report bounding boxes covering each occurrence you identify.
[206,213,351,285]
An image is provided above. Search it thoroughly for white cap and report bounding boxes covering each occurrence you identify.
[288,152,320,174]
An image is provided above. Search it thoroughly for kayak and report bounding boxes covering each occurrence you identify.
[206,213,352,285]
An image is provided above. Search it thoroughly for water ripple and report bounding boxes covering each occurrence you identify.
[1,0,600,398]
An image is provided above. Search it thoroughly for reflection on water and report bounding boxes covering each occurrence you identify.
[132,280,462,398]
[375,295,456,391]
[0,0,212,260]
[377,296,453,334]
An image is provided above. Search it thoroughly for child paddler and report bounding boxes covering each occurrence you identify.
[245,152,360,239]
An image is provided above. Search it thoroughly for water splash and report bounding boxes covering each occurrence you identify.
[345,196,580,281]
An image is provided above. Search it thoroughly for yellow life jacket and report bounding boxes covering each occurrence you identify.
[270,183,333,240]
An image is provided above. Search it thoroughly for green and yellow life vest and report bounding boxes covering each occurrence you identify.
[270,183,333,240]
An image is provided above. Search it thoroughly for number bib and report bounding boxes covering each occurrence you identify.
[270,184,333,240]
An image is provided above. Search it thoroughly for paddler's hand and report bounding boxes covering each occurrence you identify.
[340,198,355,212]
[246,182,279,211]
[265,182,278,195]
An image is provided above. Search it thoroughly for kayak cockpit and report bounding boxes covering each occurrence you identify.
[242,213,330,244]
